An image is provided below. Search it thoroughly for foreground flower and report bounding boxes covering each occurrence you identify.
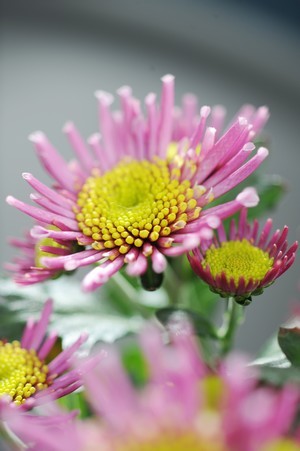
[188,209,298,305]
[5,319,299,451]
[7,75,268,292]
[0,299,87,408]
[1,403,78,451]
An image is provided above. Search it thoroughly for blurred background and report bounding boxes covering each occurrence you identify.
[1,0,299,353]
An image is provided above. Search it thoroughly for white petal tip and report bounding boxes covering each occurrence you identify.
[30,193,40,200]
[161,74,175,83]
[236,187,259,207]
[206,215,220,229]
[200,105,211,118]
[28,131,45,143]
[145,92,156,104]
[88,133,101,145]
[258,105,270,116]
[242,142,255,152]
[257,147,269,158]
[62,121,74,133]
[64,261,79,271]
[117,85,132,96]
[6,195,15,206]
[199,227,214,240]
[238,117,248,126]
[94,90,114,105]
[184,236,201,250]
[22,172,32,180]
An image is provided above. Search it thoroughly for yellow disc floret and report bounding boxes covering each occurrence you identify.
[0,340,49,405]
[74,157,201,256]
[113,432,225,451]
[35,226,67,268]
[202,239,273,285]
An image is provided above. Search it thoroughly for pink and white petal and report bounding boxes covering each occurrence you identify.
[82,256,124,292]
[158,74,175,157]
[29,132,75,192]
[210,147,268,199]
[22,173,74,209]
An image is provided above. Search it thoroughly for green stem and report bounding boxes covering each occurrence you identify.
[162,263,182,307]
[109,272,150,317]
[218,297,244,355]
[0,423,24,450]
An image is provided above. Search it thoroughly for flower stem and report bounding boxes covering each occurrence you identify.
[162,262,183,307]
[109,272,151,317]
[0,423,25,450]
[218,297,244,355]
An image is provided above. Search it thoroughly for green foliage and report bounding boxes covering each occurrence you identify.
[155,307,217,339]
[278,326,300,368]
[57,390,92,419]
[0,275,145,351]
[121,342,149,388]
[252,330,300,386]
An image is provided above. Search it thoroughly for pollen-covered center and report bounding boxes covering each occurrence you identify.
[75,158,201,254]
[0,340,49,405]
[116,433,224,451]
[202,239,273,285]
[35,226,68,268]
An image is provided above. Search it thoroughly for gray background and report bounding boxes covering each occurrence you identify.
[1,0,300,354]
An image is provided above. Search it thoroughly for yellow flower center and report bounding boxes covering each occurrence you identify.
[75,157,201,255]
[263,440,300,451]
[202,239,273,285]
[0,340,49,405]
[35,227,66,268]
[118,434,225,451]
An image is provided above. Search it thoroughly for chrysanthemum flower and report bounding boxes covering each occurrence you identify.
[7,75,268,292]
[4,225,82,285]
[188,209,298,305]
[5,319,298,451]
[0,299,87,408]
[1,402,78,451]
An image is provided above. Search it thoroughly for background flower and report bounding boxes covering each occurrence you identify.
[4,224,81,285]
[188,209,298,305]
[3,320,299,451]
[0,299,87,409]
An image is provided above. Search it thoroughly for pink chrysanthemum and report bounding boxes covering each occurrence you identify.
[7,75,268,292]
[5,320,299,451]
[5,225,82,284]
[0,299,87,408]
[188,209,298,305]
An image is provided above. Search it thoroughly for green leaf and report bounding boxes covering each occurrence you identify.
[183,278,219,318]
[257,365,300,386]
[155,306,217,339]
[0,275,144,352]
[278,326,300,368]
[57,390,92,418]
[247,174,286,220]
[249,332,300,386]
[252,333,290,368]
[121,342,149,388]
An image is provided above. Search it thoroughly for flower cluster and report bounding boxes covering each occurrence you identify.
[4,320,300,451]
[6,75,268,292]
[2,76,300,451]
[0,299,86,409]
